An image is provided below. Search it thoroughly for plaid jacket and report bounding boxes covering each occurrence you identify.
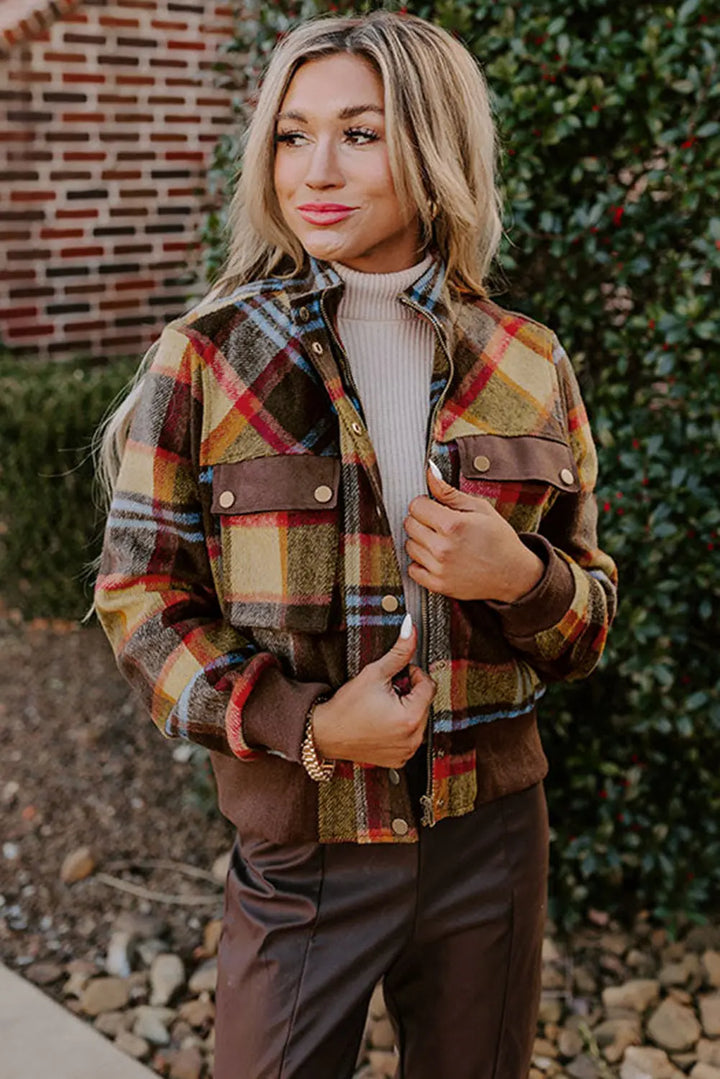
[94,256,618,844]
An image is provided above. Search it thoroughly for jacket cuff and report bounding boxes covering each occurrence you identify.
[239,665,333,765]
[485,533,575,639]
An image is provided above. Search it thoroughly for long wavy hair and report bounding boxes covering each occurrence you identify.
[93,10,503,520]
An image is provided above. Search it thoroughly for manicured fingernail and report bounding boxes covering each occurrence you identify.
[428,460,442,480]
[400,613,413,639]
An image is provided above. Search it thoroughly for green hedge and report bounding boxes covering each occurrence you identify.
[3,0,718,927]
[204,0,720,925]
[0,356,137,620]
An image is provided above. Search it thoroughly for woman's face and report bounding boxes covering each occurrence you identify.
[273,52,421,273]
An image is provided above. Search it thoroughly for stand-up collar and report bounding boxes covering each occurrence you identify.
[286,253,451,327]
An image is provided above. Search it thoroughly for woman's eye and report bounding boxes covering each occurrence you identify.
[275,131,307,147]
[344,127,379,145]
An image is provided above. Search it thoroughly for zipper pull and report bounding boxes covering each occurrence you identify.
[420,794,435,828]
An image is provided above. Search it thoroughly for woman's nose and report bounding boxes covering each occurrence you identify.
[305,138,343,188]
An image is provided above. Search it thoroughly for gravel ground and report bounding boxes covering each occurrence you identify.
[2,613,720,1079]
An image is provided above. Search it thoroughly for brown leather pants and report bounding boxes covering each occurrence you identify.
[214,782,548,1079]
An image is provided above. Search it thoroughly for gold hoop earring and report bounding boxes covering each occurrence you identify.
[428,199,439,221]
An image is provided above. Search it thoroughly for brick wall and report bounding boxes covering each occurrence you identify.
[0,0,242,361]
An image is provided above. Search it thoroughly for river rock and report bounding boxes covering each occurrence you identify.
[115,1030,151,1061]
[647,997,701,1052]
[603,980,661,1013]
[567,1053,601,1079]
[60,846,95,883]
[594,1017,642,1063]
[620,1046,685,1079]
[538,996,563,1024]
[703,952,720,988]
[106,931,135,978]
[150,953,185,1005]
[558,1027,584,1059]
[169,1045,204,1079]
[178,997,215,1028]
[188,958,217,995]
[698,1041,720,1067]
[700,994,720,1036]
[690,1065,720,1079]
[211,850,232,883]
[203,919,223,957]
[370,1017,395,1051]
[80,976,131,1016]
[133,1004,175,1045]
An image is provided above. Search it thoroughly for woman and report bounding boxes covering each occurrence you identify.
[94,11,617,1079]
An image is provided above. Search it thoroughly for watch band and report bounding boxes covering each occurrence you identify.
[301,695,335,783]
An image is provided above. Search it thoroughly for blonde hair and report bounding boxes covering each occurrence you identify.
[93,10,502,524]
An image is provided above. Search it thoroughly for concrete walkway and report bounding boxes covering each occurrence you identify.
[0,961,156,1079]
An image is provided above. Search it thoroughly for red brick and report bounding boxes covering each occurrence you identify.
[0,306,38,320]
[116,278,155,291]
[151,20,188,31]
[165,151,203,161]
[40,228,84,239]
[99,15,140,27]
[168,39,205,51]
[44,51,86,62]
[63,152,105,161]
[116,75,154,86]
[66,283,107,295]
[10,191,55,201]
[61,112,106,123]
[101,169,142,179]
[63,73,105,84]
[63,319,106,331]
[0,131,37,146]
[9,71,51,82]
[56,208,99,219]
[0,230,32,241]
[6,323,55,338]
[60,246,105,258]
[0,269,35,281]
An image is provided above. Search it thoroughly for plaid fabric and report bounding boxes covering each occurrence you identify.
[95,256,617,843]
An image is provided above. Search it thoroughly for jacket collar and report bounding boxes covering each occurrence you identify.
[285,253,451,328]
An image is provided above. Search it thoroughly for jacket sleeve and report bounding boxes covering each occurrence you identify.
[484,335,618,682]
[93,323,330,763]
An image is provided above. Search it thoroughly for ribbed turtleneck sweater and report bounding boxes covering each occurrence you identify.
[331,254,436,660]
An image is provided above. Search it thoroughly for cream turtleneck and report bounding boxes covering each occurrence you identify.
[331,254,436,660]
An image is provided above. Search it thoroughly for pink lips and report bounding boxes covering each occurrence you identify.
[297,203,357,225]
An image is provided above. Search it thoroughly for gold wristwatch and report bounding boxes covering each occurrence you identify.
[301,696,335,782]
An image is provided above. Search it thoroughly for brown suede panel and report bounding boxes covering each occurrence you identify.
[456,432,581,490]
[485,533,576,638]
[209,707,547,843]
[242,664,331,764]
[211,456,341,515]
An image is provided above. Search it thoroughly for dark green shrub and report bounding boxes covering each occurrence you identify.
[0,356,137,619]
[204,0,720,925]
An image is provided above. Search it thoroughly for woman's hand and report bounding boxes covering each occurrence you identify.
[403,465,544,604]
[311,618,436,768]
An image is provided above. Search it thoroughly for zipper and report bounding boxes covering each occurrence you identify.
[398,295,455,828]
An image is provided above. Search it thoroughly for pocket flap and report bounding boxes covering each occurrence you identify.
[212,456,341,515]
[456,434,580,492]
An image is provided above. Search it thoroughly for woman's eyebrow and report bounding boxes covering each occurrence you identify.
[276,104,384,122]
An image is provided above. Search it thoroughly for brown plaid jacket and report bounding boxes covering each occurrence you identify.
[94,257,618,844]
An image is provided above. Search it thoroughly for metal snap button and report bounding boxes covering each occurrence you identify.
[381,595,399,613]
[311,341,324,355]
[299,306,310,322]
[388,768,400,786]
[218,490,235,509]
[473,454,490,472]
[351,422,362,434]
[313,484,333,504]
[391,817,409,836]
[560,467,574,485]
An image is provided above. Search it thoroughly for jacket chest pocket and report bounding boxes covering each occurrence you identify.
[455,433,580,532]
[210,455,341,633]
